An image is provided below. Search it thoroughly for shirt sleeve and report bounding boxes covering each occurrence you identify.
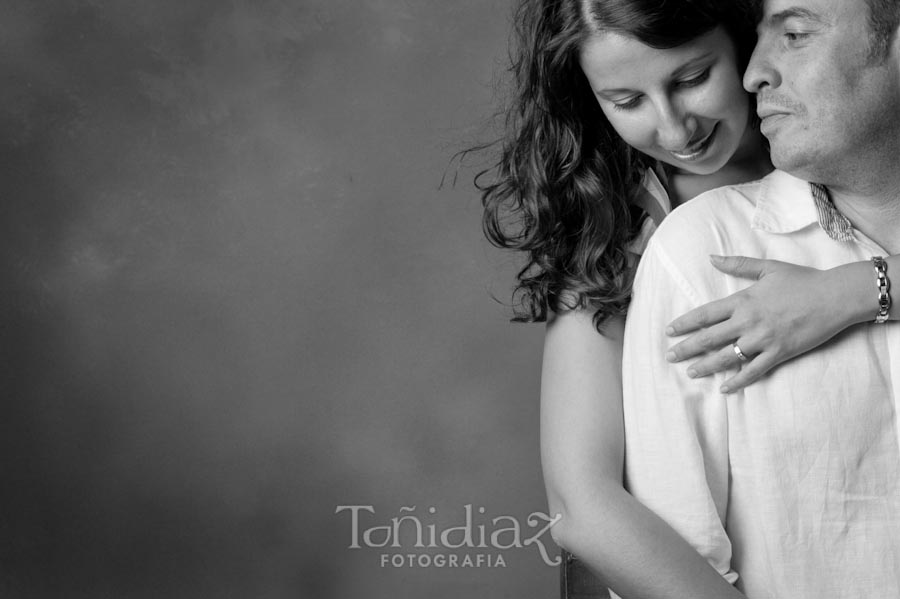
[622,236,738,585]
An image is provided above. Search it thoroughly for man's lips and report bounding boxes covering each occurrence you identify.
[757,106,792,135]
[757,107,791,119]
[756,93,802,121]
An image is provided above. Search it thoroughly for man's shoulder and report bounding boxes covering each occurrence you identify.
[636,171,809,300]
[656,177,763,242]
[650,170,802,257]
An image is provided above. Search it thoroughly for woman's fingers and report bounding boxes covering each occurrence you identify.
[666,320,741,362]
[667,297,734,337]
[682,343,748,378]
[667,257,828,392]
[709,255,768,279]
[667,257,790,337]
[680,344,779,393]
[720,352,779,394]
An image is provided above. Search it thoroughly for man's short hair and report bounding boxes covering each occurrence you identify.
[866,0,900,60]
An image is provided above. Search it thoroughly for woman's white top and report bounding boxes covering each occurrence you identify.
[626,168,673,256]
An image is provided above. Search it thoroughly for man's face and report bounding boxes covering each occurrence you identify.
[743,0,900,183]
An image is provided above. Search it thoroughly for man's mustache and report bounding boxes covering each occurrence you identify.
[756,92,805,114]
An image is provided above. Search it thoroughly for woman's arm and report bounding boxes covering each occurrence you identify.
[541,309,745,599]
[665,255,897,393]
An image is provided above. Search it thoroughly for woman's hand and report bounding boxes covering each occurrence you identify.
[664,255,864,394]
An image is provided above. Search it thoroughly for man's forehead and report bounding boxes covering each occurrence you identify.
[761,0,866,15]
[758,0,867,27]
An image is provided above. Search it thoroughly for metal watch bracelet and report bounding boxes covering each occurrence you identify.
[873,256,891,324]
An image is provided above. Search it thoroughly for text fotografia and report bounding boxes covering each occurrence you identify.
[335,504,562,567]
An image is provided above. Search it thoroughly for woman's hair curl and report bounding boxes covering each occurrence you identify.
[477,0,757,330]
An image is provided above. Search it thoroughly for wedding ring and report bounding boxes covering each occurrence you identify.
[733,343,749,363]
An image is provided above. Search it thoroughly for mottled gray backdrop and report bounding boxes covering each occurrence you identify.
[1,1,556,597]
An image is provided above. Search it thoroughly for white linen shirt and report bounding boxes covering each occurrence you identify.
[622,169,900,598]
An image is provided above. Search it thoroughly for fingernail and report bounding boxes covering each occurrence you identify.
[720,385,731,394]
[666,350,677,362]
[687,368,698,378]
[665,326,675,336]
[710,254,724,263]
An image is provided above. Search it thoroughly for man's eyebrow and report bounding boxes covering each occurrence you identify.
[767,7,827,26]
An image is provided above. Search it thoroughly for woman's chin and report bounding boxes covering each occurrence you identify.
[664,155,729,177]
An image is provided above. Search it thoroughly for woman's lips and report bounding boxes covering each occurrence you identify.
[669,124,718,162]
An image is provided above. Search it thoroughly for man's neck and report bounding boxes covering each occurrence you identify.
[829,175,900,254]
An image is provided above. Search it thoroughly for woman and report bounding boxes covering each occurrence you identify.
[478,1,897,597]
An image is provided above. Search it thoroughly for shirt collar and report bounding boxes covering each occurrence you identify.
[751,170,855,242]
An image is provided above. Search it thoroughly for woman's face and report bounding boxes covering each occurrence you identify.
[579,27,750,176]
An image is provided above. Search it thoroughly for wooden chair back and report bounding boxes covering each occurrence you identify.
[560,550,611,599]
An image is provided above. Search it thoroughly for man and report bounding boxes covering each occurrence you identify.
[622,0,900,596]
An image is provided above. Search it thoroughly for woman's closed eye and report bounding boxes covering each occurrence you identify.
[612,94,644,111]
[611,68,711,111]
[675,68,711,89]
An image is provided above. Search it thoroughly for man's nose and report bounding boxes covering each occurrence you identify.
[743,39,781,93]
[657,103,697,151]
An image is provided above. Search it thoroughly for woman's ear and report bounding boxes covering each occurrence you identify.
[892,27,900,67]
[886,18,900,67]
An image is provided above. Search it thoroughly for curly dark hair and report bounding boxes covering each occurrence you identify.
[477,0,758,331]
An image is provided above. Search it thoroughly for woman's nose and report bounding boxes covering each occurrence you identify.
[657,104,697,152]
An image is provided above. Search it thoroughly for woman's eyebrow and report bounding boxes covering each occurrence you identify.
[595,52,715,96]
[595,86,636,97]
[670,52,714,78]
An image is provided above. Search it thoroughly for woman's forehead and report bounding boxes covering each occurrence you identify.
[579,28,730,90]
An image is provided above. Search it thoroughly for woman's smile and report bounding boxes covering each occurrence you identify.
[669,123,719,161]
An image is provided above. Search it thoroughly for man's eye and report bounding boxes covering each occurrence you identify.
[785,31,810,43]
